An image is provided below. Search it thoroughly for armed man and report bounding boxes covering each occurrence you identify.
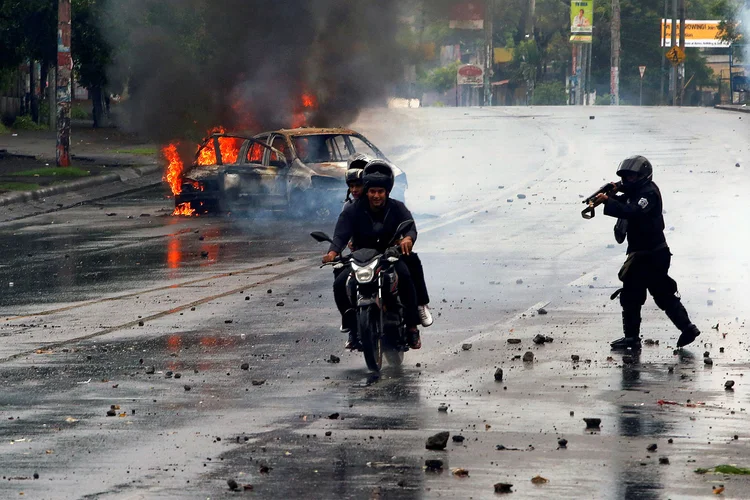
[592,156,701,351]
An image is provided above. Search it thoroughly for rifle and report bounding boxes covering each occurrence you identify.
[581,181,622,219]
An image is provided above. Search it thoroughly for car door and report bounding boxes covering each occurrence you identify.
[221,139,288,208]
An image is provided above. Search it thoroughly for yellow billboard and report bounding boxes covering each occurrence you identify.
[571,1,594,34]
[661,20,732,47]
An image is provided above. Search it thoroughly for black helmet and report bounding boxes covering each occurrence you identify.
[362,159,395,194]
[347,153,372,171]
[617,155,653,190]
[345,168,364,185]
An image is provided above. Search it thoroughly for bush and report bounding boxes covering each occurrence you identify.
[531,81,567,105]
[595,94,611,105]
[0,121,9,134]
[12,115,47,131]
[71,106,89,120]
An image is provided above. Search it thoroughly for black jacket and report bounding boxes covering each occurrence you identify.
[329,198,417,254]
[603,181,667,253]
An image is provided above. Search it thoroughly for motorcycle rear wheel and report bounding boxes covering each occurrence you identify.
[358,306,383,372]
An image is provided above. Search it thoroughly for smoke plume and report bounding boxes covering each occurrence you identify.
[103,0,405,142]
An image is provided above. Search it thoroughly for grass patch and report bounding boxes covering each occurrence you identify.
[0,181,40,191]
[696,465,750,475]
[115,147,158,156]
[0,122,9,134]
[11,167,91,178]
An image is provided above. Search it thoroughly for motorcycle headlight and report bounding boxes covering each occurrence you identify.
[351,259,379,283]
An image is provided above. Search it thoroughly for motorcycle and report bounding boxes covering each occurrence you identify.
[311,220,414,372]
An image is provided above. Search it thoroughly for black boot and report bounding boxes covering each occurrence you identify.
[676,324,700,348]
[664,303,700,348]
[611,309,641,351]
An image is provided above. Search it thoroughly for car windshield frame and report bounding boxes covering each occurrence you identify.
[290,133,384,164]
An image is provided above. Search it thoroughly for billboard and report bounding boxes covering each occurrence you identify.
[571,1,594,34]
[661,20,733,47]
[450,1,485,30]
[457,64,483,85]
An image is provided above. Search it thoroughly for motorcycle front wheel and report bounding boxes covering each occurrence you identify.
[358,305,383,372]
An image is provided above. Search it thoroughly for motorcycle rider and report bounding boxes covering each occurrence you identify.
[344,153,370,203]
[594,155,700,350]
[323,160,423,350]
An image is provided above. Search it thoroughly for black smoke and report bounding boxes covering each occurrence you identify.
[103,0,405,142]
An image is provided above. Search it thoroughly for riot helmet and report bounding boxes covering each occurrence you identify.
[617,155,653,191]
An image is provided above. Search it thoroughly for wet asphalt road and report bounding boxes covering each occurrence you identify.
[1,107,750,499]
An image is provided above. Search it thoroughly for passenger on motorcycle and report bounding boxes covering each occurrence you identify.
[344,153,370,203]
[323,160,423,350]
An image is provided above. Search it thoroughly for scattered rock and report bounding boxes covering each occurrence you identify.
[494,483,513,493]
[259,465,271,474]
[647,443,657,452]
[668,438,673,444]
[571,355,580,362]
[106,409,116,417]
[452,435,465,443]
[462,343,472,351]
[438,404,449,413]
[425,431,450,450]
[558,438,568,448]
[517,194,527,200]
[707,300,714,306]
[397,479,407,488]
[425,459,443,471]
[325,431,332,437]
[531,475,549,484]
[659,457,670,465]
[201,251,209,258]
[251,379,266,386]
[225,319,233,324]
[174,373,182,379]
[522,351,534,363]
[644,339,659,346]
[452,468,469,477]
[184,385,192,391]
[704,357,714,366]
[33,473,39,480]
[516,279,524,285]
[145,366,155,374]
[494,368,503,381]
[241,363,250,370]
[165,371,173,378]
[725,380,735,390]
[138,321,144,327]
[227,479,240,491]
[328,413,340,420]
[276,301,285,307]
[589,116,595,120]
[720,347,725,353]
[583,418,601,429]
[327,355,341,364]
[533,334,547,345]
[704,351,711,358]
[507,339,522,344]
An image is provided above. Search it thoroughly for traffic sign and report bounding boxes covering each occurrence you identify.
[639,66,646,78]
[666,46,685,65]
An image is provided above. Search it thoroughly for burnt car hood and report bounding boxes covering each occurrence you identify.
[183,165,221,181]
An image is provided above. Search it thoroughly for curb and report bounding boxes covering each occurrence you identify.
[0,164,163,208]
[714,105,750,114]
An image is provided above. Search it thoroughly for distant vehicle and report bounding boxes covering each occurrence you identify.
[175,128,407,216]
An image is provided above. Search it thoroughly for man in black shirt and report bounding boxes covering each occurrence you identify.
[595,156,700,350]
[323,160,422,350]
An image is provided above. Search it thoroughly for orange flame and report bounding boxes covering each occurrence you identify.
[162,143,184,195]
[292,92,318,128]
[196,127,244,166]
[173,202,196,216]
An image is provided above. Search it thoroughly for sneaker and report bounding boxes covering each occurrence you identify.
[610,337,642,351]
[345,331,361,351]
[340,323,350,333]
[407,328,422,350]
[676,325,700,348]
[418,305,434,327]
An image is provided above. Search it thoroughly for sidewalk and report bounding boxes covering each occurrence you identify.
[0,123,164,206]
[715,104,750,114]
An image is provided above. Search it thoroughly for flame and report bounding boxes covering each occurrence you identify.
[162,143,184,195]
[173,202,196,216]
[292,92,318,128]
[196,127,244,166]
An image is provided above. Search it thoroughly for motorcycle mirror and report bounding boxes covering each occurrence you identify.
[310,231,333,243]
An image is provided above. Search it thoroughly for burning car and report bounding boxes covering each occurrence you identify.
[172,128,407,216]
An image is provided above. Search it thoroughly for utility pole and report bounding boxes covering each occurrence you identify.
[57,0,72,167]
[483,0,494,107]
[660,0,667,104]
[528,0,536,38]
[671,0,677,106]
[611,0,620,105]
[678,0,686,105]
